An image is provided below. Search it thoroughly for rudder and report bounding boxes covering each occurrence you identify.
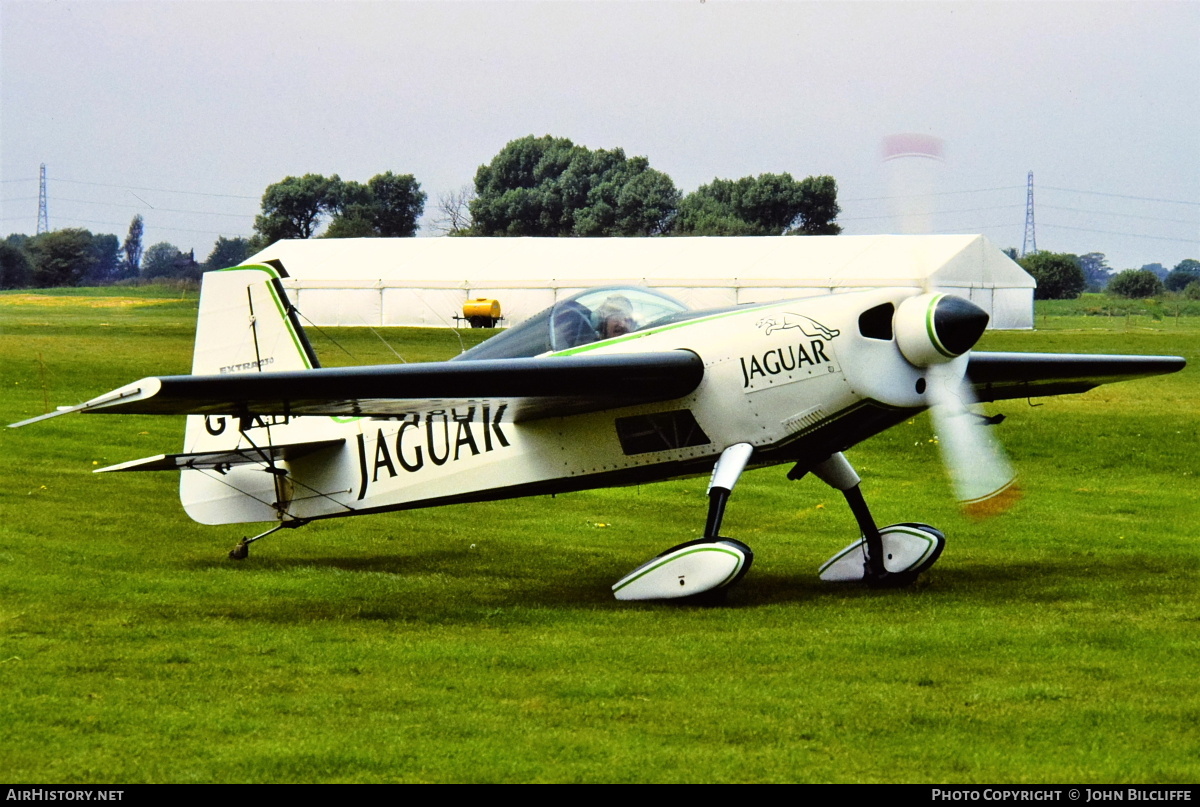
[181,263,320,524]
[190,262,319,376]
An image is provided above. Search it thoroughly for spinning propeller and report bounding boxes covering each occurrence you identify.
[878,132,1017,515]
[895,291,1019,516]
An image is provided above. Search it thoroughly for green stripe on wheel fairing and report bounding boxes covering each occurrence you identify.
[612,546,745,593]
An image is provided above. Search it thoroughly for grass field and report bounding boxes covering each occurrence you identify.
[1,288,1198,783]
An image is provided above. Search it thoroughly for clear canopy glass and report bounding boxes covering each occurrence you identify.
[455,286,692,361]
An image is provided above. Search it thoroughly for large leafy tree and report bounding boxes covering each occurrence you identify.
[253,174,344,242]
[320,197,376,238]
[204,236,253,271]
[1078,252,1111,291]
[323,172,426,238]
[1108,269,1164,299]
[470,135,680,236]
[86,233,121,284]
[789,175,842,235]
[0,241,33,289]
[674,173,841,236]
[1140,262,1168,281]
[364,172,426,237]
[1018,252,1086,300]
[471,135,575,235]
[1165,259,1200,292]
[255,172,426,243]
[27,229,98,287]
[142,242,183,280]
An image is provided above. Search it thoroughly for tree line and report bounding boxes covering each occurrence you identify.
[0,135,844,289]
[1014,251,1200,301]
[0,222,254,289]
[6,134,1195,296]
[251,135,842,241]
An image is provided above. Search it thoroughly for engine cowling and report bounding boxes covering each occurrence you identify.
[895,292,990,368]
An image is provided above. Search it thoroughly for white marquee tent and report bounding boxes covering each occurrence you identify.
[245,234,1036,330]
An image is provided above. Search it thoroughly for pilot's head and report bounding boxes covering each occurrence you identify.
[594,295,635,339]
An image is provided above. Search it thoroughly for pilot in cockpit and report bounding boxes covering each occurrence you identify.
[593,295,636,340]
[453,286,691,361]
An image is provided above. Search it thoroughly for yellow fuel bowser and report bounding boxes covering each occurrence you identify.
[462,298,501,328]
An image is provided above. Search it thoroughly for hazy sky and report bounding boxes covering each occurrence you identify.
[2,1,1197,271]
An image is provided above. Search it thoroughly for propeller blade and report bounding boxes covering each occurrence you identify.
[927,362,1020,517]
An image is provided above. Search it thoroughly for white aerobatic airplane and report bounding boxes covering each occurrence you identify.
[11,262,1186,601]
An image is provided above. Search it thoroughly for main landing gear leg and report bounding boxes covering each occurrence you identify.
[802,452,945,587]
[228,518,310,560]
[611,443,756,602]
[704,442,755,540]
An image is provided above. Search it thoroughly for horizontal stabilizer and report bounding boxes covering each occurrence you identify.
[16,351,704,425]
[95,438,344,473]
[968,352,1185,402]
[9,380,161,428]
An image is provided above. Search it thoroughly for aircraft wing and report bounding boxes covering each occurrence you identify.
[967,352,1186,402]
[10,351,705,426]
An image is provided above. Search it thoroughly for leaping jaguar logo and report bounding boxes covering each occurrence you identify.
[756,314,840,340]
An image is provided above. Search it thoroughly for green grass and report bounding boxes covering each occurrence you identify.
[1035,292,1200,322]
[1,291,1198,783]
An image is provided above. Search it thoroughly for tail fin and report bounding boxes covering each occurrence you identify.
[190,262,319,376]
[182,263,320,524]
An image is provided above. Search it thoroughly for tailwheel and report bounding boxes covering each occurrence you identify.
[226,519,310,561]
